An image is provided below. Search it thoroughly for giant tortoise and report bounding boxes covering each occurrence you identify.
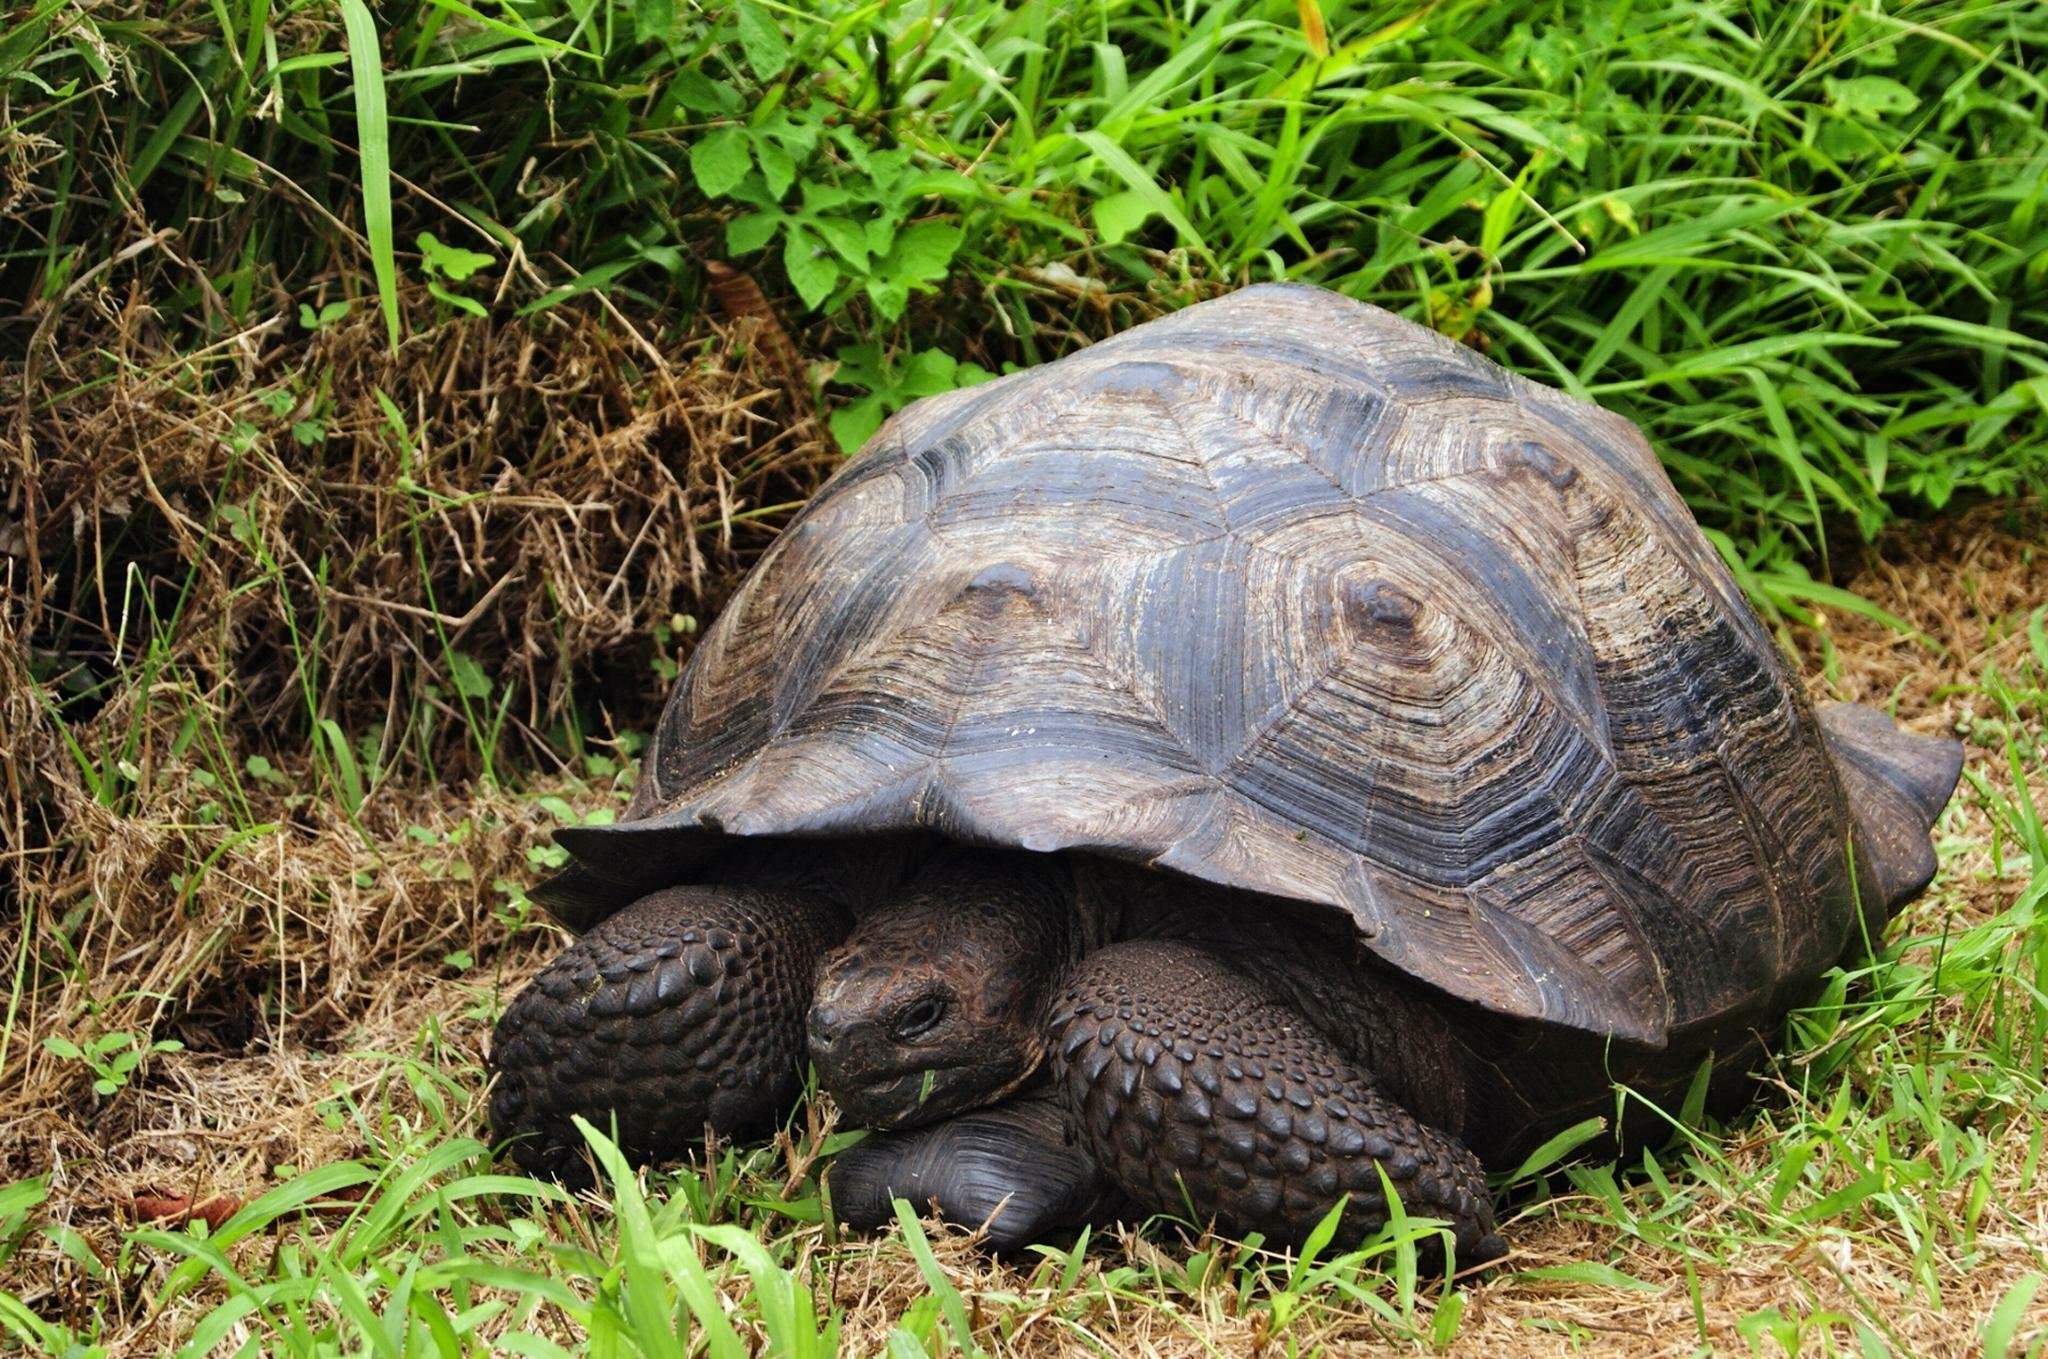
[488,284,1960,1262]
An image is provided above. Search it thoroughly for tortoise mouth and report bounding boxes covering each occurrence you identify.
[830,1057,1037,1131]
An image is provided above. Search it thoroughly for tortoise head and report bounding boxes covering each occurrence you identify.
[808,849,1076,1130]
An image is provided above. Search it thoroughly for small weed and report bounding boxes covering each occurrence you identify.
[827,344,995,454]
[41,1030,184,1099]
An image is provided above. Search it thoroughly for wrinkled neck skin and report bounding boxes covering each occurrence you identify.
[808,847,1083,1129]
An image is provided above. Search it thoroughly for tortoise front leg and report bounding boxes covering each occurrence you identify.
[490,885,848,1182]
[1046,941,1505,1266]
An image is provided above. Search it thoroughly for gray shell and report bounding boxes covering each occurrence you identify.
[549,284,1868,1047]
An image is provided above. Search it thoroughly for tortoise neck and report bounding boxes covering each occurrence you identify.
[936,845,1083,962]
[841,846,1085,995]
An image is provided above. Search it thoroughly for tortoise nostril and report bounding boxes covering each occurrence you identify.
[810,1006,843,1046]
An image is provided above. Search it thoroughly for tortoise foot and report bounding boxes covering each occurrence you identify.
[828,1095,1107,1251]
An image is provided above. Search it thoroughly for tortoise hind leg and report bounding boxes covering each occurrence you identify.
[1817,703,1964,919]
[1046,941,1504,1268]
[490,885,848,1183]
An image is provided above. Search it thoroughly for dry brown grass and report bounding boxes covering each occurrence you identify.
[1,292,838,1345]
[1,290,2042,1355]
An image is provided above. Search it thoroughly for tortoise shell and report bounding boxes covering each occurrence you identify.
[548,284,1865,1047]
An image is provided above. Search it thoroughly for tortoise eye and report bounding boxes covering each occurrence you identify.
[892,996,947,1040]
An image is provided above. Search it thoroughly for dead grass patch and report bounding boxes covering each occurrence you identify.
[0,289,834,1347]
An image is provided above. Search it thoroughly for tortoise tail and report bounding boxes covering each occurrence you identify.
[1817,702,1964,921]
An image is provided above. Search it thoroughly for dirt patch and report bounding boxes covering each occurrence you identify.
[1807,504,2044,713]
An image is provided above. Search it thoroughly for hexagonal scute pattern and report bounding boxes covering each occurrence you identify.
[583,285,1862,1045]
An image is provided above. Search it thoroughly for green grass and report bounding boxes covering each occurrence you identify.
[5,0,2045,581]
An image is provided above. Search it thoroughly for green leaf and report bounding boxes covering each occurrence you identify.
[298,299,350,331]
[900,349,962,397]
[892,1205,983,1358]
[0,2,65,83]
[869,221,959,319]
[885,221,962,286]
[338,0,398,348]
[427,280,488,317]
[813,216,871,269]
[497,1333,579,1359]
[1093,188,1153,245]
[519,257,645,317]
[1503,1115,1607,1183]
[448,651,492,700]
[129,84,201,201]
[802,181,856,213]
[1824,75,1916,119]
[89,1031,133,1058]
[1075,130,1205,253]
[0,1176,49,1221]
[726,212,780,256]
[317,718,366,814]
[1983,1273,2044,1359]
[828,395,888,455]
[417,231,494,282]
[864,216,897,259]
[1515,1263,1661,1291]
[832,342,886,389]
[734,0,789,80]
[783,228,840,310]
[1431,1289,1468,1347]
[632,0,674,46]
[865,276,910,322]
[41,1037,82,1061]
[690,126,752,198]
[671,72,740,115]
[757,139,797,199]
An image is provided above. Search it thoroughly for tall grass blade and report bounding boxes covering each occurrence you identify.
[339,0,400,348]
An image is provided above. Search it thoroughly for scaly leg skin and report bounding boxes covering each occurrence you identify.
[1046,941,1505,1268]
[827,1094,1108,1252]
[490,885,848,1183]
